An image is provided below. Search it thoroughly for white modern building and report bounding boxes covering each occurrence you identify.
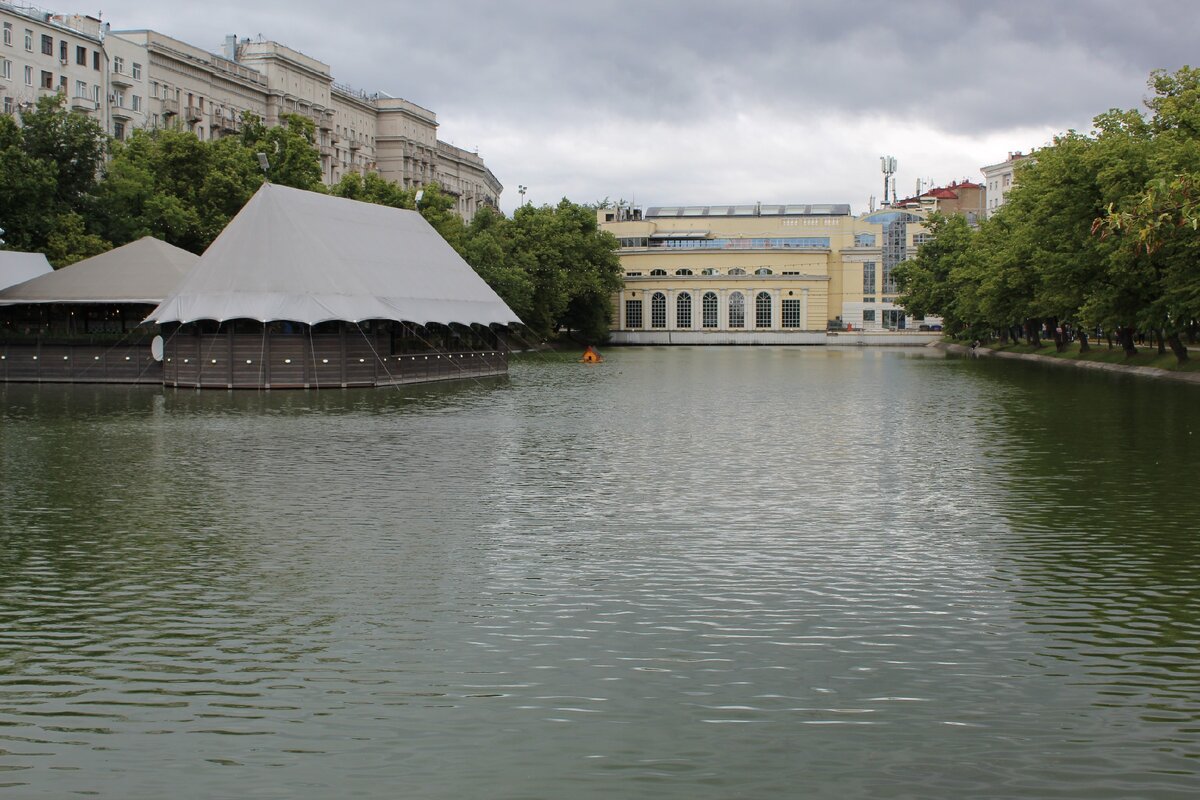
[981,152,1029,217]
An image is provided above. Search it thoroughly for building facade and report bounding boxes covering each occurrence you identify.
[600,203,937,342]
[981,152,1029,217]
[1,3,501,220]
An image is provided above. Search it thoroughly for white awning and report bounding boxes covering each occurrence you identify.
[147,184,522,327]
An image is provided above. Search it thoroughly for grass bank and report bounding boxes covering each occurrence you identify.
[979,340,1200,373]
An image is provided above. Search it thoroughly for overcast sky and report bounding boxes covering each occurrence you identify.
[91,0,1193,214]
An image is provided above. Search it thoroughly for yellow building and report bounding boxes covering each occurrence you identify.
[599,203,937,343]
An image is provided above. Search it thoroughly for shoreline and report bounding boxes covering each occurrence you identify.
[930,341,1200,385]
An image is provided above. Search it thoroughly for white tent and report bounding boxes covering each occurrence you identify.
[0,237,196,305]
[0,251,53,292]
[147,183,521,327]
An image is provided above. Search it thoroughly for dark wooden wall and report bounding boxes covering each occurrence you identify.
[0,341,161,384]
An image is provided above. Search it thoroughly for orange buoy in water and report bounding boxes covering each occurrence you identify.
[580,346,604,363]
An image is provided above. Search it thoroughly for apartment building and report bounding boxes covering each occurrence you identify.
[1,3,501,220]
[1,4,108,126]
[981,152,1029,217]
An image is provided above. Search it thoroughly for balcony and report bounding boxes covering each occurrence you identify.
[110,71,132,89]
[348,139,361,151]
[161,98,179,117]
[319,144,334,158]
[69,96,96,113]
[184,105,202,123]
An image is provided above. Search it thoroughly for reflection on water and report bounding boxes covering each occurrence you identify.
[1,348,1198,799]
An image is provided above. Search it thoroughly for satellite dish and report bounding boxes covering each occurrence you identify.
[151,335,164,362]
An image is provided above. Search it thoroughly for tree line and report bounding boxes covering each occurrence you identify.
[895,67,1200,363]
[0,96,621,342]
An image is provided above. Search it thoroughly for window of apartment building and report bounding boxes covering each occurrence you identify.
[625,299,643,328]
[912,233,934,246]
[863,261,876,293]
[676,293,692,328]
[755,292,773,328]
[41,34,52,56]
[729,268,746,276]
[649,268,667,276]
[40,70,53,89]
[25,29,33,51]
[113,56,124,74]
[650,292,667,329]
[93,50,99,70]
[855,233,876,247]
[702,292,718,328]
[3,97,11,115]
[132,95,141,111]
[59,40,66,63]
[113,91,124,107]
[862,310,876,322]
[132,62,141,80]
[150,81,158,97]
[724,291,744,328]
[113,121,124,140]
[3,22,12,46]
[75,79,87,98]
[93,84,100,102]
[782,299,803,328]
[675,268,692,276]
[24,65,32,85]
[754,267,773,276]
[2,60,10,81]
[76,45,86,65]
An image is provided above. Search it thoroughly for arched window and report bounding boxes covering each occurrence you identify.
[755,291,773,328]
[728,268,747,276]
[754,267,773,276]
[701,268,720,276]
[675,268,693,276]
[728,292,745,328]
[650,268,668,276]
[676,292,692,328]
[651,292,667,328]
[702,292,718,328]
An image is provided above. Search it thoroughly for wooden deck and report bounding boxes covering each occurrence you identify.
[0,341,161,384]
[162,329,507,389]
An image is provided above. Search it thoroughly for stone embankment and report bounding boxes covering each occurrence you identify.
[931,341,1200,385]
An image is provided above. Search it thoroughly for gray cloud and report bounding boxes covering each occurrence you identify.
[96,0,1193,208]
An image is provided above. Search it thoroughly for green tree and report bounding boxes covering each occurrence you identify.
[44,211,111,267]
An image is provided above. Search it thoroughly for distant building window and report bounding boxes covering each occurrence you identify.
[675,269,693,276]
[3,22,12,47]
[863,297,875,303]
[2,60,10,81]
[728,292,745,328]
[132,62,142,79]
[782,299,803,328]
[754,268,773,276]
[863,261,876,293]
[702,292,718,328]
[93,51,99,70]
[625,299,642,328]
[41,34,52,56]
[755,292,772,328]
[855,233,876,247]
[132,95,141,111]
[863,310,876,322]
[150,81,159,98]
[59,40,66,63]
[75,79,87,98]
[624,271,642,277]
[113,121,125,140]
[700,268,719,276]
[650,292,667,329]
[113,56,124,74]
[39,69,52,89]
[913,233,935,246]
[728,268,746,276]
[25,29,33,51]
[24,65,32,85]
[676,292,692,328]
[649,269,667,276]
[76,45,86,65]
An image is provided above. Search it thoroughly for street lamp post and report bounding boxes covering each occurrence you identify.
[518,185,527,207]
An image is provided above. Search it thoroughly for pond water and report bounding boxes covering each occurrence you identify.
[2,346,1198,799]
